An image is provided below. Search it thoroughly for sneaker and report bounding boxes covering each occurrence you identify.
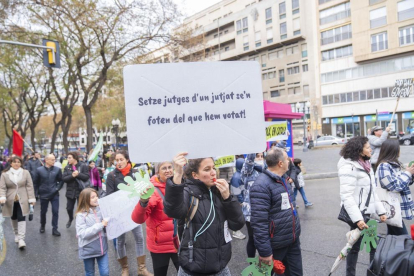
[305,202,314,208]
[232,230,246,240]
[40,226,45,233]
[52,229,61,236]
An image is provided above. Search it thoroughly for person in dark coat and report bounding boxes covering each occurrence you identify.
[34,154,62,236]
[62,151,89,228]
[250,148,302,276]
[164,153,245,276]
[25,152,43,197]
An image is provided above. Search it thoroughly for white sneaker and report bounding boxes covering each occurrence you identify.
[232,230,246,240]
[15,236,18,243]
[18,239,26,249]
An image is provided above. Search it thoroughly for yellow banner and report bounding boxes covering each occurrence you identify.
[214,155,235,168]
[266,122,288,141]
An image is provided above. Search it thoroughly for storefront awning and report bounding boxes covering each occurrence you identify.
[263,100,303,119]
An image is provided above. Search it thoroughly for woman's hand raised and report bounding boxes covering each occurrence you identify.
[173,152,188,185]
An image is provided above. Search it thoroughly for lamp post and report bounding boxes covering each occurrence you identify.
[296,101,311,152]
[0,146,3,156]
[112,118,120,151]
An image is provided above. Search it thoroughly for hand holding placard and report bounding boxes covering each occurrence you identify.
[117,172,154,199]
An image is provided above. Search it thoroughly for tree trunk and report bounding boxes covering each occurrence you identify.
[84,106,93,153]
[50,123,61,154]
[30,125,36,152]
[62,115,72,154]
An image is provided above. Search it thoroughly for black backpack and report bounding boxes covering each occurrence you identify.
[368,235,414,276]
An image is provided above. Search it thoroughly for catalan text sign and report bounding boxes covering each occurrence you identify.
[123,62,266,162]
[214,155,235,168]
[98,190,139,240]
[265,121,288,142]
[391,79,413,97]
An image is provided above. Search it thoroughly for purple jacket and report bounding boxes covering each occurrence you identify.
[89,167,102,188]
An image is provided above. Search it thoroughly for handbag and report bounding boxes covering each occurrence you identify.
[76,178,91,191]
[372,173,403,228]
[338,170,372,228]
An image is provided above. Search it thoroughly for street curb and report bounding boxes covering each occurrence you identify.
[303,172,337,180]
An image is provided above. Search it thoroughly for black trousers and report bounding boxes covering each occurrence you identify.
[246,222,256,258]
[150,252,179,276]
[272,238,303,276]
[11,202,25,222]
[66,197,78,221]
[346,226,375,276]
[387,220,408,235]
[40,194,59,229]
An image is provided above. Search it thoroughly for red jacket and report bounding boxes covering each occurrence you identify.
[131,175,176,253]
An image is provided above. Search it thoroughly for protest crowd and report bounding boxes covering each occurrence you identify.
[0,124,414,276]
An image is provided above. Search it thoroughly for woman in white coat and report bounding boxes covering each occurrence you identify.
[338,136,386,276]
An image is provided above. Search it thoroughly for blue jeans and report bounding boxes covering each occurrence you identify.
[83,253,109,276]
[40,194,59,229]
[293,187,309,205]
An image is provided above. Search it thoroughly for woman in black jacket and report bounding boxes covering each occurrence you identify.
[164,152,245,276]
[62,151,89,228]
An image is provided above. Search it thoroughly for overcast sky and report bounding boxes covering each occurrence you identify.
[177,0,222,17]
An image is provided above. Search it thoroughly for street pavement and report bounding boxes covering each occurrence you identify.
[3,175,412,276]
[294,144,414,176]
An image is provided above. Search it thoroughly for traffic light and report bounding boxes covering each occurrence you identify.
[42,39,61,68]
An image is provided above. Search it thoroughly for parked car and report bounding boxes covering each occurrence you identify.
[399,133,414,146]
[315,136,346,146]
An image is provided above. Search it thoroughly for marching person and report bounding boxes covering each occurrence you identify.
[250,148,302,276]
[230,157,246,240]
[62,152,90,228]
[34,154,62,236]
[368,125,391,172]
[106,150,153,276]
[25,151,43,198]
[0,156,36,249]
[131,161,179,276]
[88,160,102,193]
[338,136,387,276]
[76,188,109,276]
[376,139,414,235]
[164,152,245,276]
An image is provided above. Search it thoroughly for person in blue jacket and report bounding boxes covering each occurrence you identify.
[250,148,302,276]
[230,157,246,240]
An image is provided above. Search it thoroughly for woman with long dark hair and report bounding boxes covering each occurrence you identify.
[376,139,414,235]
[0,156,36,249]
[337,136,386,276]
[164,153,245,276]
[106,150,152,276]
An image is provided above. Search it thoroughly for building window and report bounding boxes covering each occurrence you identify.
[271,90,280,97]
[266,7,272,24]
[269,51,277,60]
[243,35,249,51]
[287,47,293,55]
[321,45,353,61]
[268,71,276,79]
[262,73,268,80]
[293,18,300,35]
[370,0,385,5]
[322,87,392,105]
[242,17,248,32]
[288,86,301,95]
[280,22,287,39]
[303,85,309,96]
[266,27,273,44]
[302,64,308,72]
[261,54,267,67]
[294,30,301,35]
[225,46,230,51]
[399,24,414,45]
[319,0,333,4]
[292,0,299,12]
[287,66,300,75]
[302,43,307,58]
[371,32,388,52]
[321,24,352,45]
[255,31,261,42]
[81,138,85,144]
[320,2,351,25]
[398,0,414,21]
[277,50,284,58]
[236,20,242,34]
[279,2,286,16]
[370,7,387,29]
[279,69,285,82]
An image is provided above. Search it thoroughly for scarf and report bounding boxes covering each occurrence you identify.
[7,168,23,185]
[358,159,371,174]
[119,163,132,176]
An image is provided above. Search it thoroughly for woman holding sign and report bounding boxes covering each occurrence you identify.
[131,161,179,276]
[106,150,153,276]
[164,153,245,276]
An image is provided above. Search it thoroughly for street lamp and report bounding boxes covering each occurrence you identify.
[112,118,121,151]
[296,101,311,152]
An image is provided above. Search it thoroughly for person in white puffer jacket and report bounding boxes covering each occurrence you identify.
[338,136,387,276]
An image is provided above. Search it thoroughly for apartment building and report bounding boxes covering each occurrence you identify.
[318,0,414,138]
[147,0,322,142]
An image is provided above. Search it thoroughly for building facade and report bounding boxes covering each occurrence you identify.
[318,0,414,138]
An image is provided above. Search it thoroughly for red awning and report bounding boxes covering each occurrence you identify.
[263,100,304,119]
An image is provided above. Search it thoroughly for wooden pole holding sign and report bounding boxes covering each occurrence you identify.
[389,78,413,126]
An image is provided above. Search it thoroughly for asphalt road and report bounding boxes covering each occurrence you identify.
[3,175,411,276]
[294,143,414,175]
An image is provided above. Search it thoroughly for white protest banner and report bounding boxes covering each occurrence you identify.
[389,78,413,125]
[214,155,235,168]
[98,190,139,240]
[265,121,288,142]
[123,62,266,162]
